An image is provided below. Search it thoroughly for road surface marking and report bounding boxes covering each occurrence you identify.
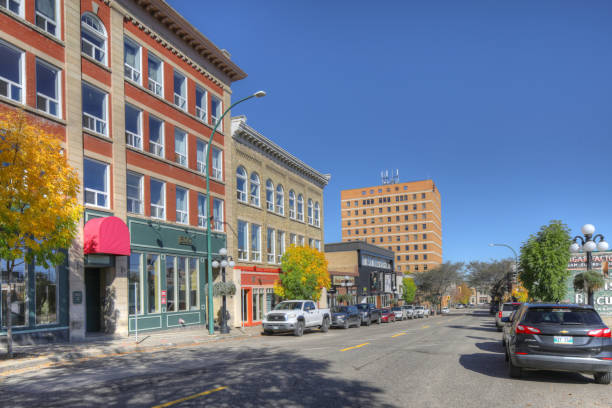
[422,325,430,329]
[152,386,227,408]
[340,342,370,352]
[392,333,408,338]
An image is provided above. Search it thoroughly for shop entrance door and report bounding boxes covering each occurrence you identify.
[241,288,252,325]
[85,268,102,332]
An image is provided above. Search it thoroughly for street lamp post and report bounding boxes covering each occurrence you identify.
[212,248,235,334]
[205,91,265,335]
[570,224,609,305]
[489,243,519,296]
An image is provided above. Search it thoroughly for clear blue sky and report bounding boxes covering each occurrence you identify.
[169,0,612,264]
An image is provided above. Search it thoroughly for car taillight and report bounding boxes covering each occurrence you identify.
[498,311,502,318]
[516,325,540,334]
[587,327,612,338]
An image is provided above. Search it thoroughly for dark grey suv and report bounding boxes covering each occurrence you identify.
[504,303,612,384]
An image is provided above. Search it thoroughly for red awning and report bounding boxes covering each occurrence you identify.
[83,216,131,256]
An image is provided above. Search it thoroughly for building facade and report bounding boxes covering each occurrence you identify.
[340,180,442,274]
[225,116,330,327]
[0,0,245,342]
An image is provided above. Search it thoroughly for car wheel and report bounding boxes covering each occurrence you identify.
[594,371,611,385]
[321,317,330,333]
[497,326,503,332]
[294,320,304,337]
[377,317,381,324]
[344,320,349,329]
[506,355,522,378]
[262,329,272,336]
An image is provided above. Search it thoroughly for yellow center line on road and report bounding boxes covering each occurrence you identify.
[422,325,430,329]
[391,333,408,338]
[152,386,228,408]
[340,342,370,352]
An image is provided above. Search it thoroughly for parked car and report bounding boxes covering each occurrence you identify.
[414,306,425,318]
[402,305,415,319]
[392,306,406,321]
[490,303,499,316]
[441,307,449,315]
[456,304,465,309]
[355,303,382,326]
[504,303,612,384]
[262,300,331,337]
[502,309,519,347]
[496,302,522,332]
[331,305,361,329]
[380,308,396,323]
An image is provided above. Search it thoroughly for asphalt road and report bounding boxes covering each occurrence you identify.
[1,310,610,407]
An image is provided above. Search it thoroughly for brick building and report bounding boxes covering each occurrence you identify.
[0,0,245,342]
[340,180,442,274]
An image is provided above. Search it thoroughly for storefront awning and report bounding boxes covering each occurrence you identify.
[83,216,131,256]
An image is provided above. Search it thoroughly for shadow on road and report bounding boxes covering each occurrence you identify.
[475,341,504,354]
[448,325,498,333]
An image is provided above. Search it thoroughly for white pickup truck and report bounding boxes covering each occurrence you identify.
[262,300,331,336]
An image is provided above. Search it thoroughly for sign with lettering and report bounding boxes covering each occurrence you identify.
[72,291,83,304]
[161,290,167,305]
[178,236,193,246]
[566,251,612,316]
[332,275,355,286]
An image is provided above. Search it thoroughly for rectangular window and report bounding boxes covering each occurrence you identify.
[82,83,107,135]
[84,158,109,208]
[147,53,163,96]
[128,252,142,315]
[213,198,224,231]
[175,187,188,224]
[195,193,207,228]
[195,86,207,121]
[1,259,27,327]
[146,254,160,313]
[173,70,187,110]
[126,171,143,214]
[35,0,57,37]
[150,178,165,220]
[267,228,275,263]
[165,256,176,312]
[174,128,187,166]
[188,258,198,310]
[211,95,222,131]
[290,233,297,246]
[0,41,23,103]
[34,263,57,324]
[211,147,223,180]
[0,0,21,15]
[125,104,142,149]
[314,240,321,251]
[277,231,285,264]
[196,139,207,174]
[36,59,60,117]
[177,257,187,311]
[149,115,164,157]
[238,221,248,261]
[299,236,305,246]
[124,37,141,83]
[308,238,314,248]
[251,224,261,262]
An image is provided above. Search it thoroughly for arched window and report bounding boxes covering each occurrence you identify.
[81,13,107,65]
[236,166,247,202]
[265,179,274,211]
[307,199,314,224]
[297,194,304,222]
[249,172,260,206]
[276,185,284,216]
[314,202,320,227]
[289,190,296,219]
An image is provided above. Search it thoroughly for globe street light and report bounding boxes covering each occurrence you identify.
[570,224,608,305]
[213,247,234,334]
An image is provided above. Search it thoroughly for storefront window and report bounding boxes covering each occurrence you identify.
[147,254,160,313]
[177,257,187,311]
[189,258,198,310]
[1,259,27,327]
[35,263,57,325]
[165,256,175,312]
[128,252,142,315]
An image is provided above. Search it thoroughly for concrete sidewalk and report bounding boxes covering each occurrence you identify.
[0,325,262,376]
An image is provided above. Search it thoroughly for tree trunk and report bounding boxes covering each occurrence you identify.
[6,259,13,358]
[588,289,594,307]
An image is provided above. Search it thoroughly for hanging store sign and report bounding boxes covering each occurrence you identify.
[332,275,355,286]
[161,290,167,305]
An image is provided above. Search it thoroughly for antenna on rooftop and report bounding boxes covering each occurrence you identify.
[381,169,400,185]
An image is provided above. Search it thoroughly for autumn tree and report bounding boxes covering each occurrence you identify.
[275,246,330,301]
[402,277,416,304]
[452,282,471,305]
[0,111,81,357]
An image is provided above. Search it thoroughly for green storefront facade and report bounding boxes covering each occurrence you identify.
[566,251,612,317]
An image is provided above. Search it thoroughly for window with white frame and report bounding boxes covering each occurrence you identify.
[297,194,304,222]
[0,41,23,103]
[276,185,284,216]
[213,198,224,231]
[195,86,207,121]
[124,37,141,84]
[314,202,320,227]
[249,172,260,206]
[173,70,187,110]
[250,224,261,262]
[196,139,207,173]
[125,104,142,149]
[147,53,163,96]
[84,158,109,208]
[36,0,58,37]
[81,13,106,64]
[35,59,60,117]
[277,231,285,264]
[0,0,22,16]
[197,193,207,228]
[290,233,297,246]
[307,198,313,224]
[82,82,107,136]
[211,147,222,180]
[289,190,296,219]
[175,186,188,224]
[299,235,305,246]
[265,179,274,212]
[236,166,247,202]
[267,228,275,263]
[211,95,222,131]
[174,128,187,166]
[308,238,314,248]
[149,115,164,157]
[150,178,165,220]
[237,221,248,261]
[314,240,321,251]
[126,171,143,214]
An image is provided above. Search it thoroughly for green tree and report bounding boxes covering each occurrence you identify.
[274,246,330,301]
[573,270,604,306]
[519,220,572,302]
[414,262,463,312]
[402,277,416,304]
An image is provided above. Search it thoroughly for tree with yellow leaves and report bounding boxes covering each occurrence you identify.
[512,282,529,303]
[452,282,471,305]
[274,245,330,301]
[0,111,81,357]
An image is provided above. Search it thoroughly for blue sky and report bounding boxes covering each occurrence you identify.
[169,0,612,264]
